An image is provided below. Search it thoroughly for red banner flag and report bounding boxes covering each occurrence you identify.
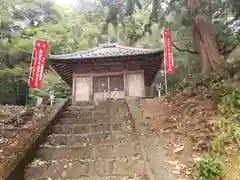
[163,28,175,74]
[29,40,48,88]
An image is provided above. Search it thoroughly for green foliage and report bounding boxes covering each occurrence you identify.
[0,73,28,105]
[219,88,240,115]
[212,118,240,153]
[192,76,240,179]
[0,0,62,68]
[178,72,229,89]
[211,88,240,153]
[28,80,71,102]
[166,72,230,99]
[196,152,224,180]
[50,82,71,99]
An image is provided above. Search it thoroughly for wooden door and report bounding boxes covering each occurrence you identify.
[75,76,91,102]
[127,73,144,97]
[93,76,108,101]
[93,75,125,100]
[109,75,125,99]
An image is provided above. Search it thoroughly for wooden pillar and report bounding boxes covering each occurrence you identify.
[123,62,128,97]
[72,72,76,105]
[90,73,93,101]
[124,71,128,96]
[141,71,145,96]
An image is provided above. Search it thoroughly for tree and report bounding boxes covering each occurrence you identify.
[186,0,221,73]
[0,0,62,68]
[98,0,240,74]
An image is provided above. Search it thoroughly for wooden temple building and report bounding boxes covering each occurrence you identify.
[49,44,163,104]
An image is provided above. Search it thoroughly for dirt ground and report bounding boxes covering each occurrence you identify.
[139,93,217,180]
[0,105,49,179]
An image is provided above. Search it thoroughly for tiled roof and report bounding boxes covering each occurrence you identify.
[49,44,162,60]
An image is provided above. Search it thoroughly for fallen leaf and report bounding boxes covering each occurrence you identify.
[174,145,185,153]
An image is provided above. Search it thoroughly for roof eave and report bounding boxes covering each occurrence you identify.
[49,50,163,62]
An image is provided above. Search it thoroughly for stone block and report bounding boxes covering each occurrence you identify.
[25,160,90,179]
[110,143,139,158]
[93,111,110,117]
[25,164,47,179]
[92,116,111,124]
[47,160,90,178]
[92,144,113,158]
[77,176,125,180]
[46,134,91,146]
[77,176,126,180]
[112,123,123,131]
[37,147,92,160]
[110,114,128,124]
[91,132,114,145]
[90,124,111,133]
[93,143,141,158]
[59,117,93,125]
[113,132,138,144]
[53,125,91,134]
[89,159,114,175]
[91,132,137,145]
[61,111,93,118]
[112,159,145,175]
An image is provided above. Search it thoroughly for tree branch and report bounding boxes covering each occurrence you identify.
[219,31,230,54]
[172,42,199,54]
[221,31,240,55]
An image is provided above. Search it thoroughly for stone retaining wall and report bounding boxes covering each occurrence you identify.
[126,98,176,180]
[1,99,68,180]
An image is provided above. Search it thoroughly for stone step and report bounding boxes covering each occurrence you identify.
[45,132,138,146]
[65,104,96,111]
[37,146,91,160]
[45,134,92,146]
[59,114,128,125]
[52,122,129,134]
[37,142,142,160]
[60,111,93,118]
[53,123,113,134]
[91,132,137,145]
[25,159,90,179]
[58,116,111,125]
[25,176,129,180]
[25,158,145,179]
[67,99,127,107]
[71,100,125,108]
[65,105,117,112]
[24,100,148,180]
[61,110,125,118]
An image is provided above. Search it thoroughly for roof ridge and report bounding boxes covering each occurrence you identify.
[49,44,162,60]
[115,44,160,51]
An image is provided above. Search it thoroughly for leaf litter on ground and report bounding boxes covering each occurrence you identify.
[0,104,49,177]
[139,84,220,180]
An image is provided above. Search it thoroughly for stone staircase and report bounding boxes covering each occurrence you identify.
[25,100,149,180]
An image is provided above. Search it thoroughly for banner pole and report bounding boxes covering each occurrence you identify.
[26,40,36,105]
[163,28,168,94]
[164,60,168,93]
[28,40,36,86]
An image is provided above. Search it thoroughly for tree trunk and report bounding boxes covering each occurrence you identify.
[187,0,221,74]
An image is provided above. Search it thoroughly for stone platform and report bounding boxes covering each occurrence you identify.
[25,100,149,180]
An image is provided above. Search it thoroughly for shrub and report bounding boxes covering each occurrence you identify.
[0,73,28,105]
[196,152,224,180]
[27,80,71,105]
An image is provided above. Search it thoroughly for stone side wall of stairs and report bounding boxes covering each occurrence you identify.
[25,100,149,180]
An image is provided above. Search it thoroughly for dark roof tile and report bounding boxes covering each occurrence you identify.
[49,44,161,60]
